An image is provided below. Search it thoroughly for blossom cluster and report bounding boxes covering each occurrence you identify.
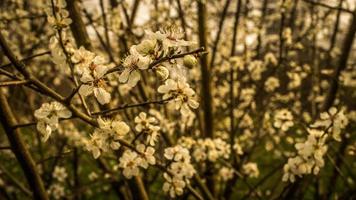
[48,166,68,199]
[273,109,294,132]
[72,47,112,104]
[134,112,160,146]
[282,107,349,182]
[191,138,231,162]
[158,78,199,116]
[85,117,130,159]
[45,0,72,30]
[119,28,195,88]
[163,145,195,198]
[118,144,156,179]
[46,0,75,70]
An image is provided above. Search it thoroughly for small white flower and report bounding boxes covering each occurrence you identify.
[136,144,156,168]
[146,28,194,50]
[242,162,259,178]
[119,46,151,87]
[273,109,294,131]
[135,39,157,56]
[34,102,71,141]
[312,107,349,141]
[78,57,111,105]
[48,183,65,200]
[218,167,234,181]
[162,173,186,198]
[264,77,280,92]
[162,145,195,198]
[71,46,96,74]
[158,78,199,116]
[45,0,72,29]
[164,145,190,162]
[86,118,130,159]
[134,112,160,146]
[119,150,141,179]
[134,112,156,132]
[53,166,67,182]
[86,131,107,159]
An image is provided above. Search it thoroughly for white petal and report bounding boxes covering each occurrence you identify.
[181,104,191,116]
[94,87,111,105]
[34,109,50,119]
[119,69,131,83]
[95,65,109,78]
[93,148,101,159]
[137,56,150,70]
[58,109,72,118]
[78,84,93,97]
[80,71,94,83]
[188,99,199,109]
[127,70,141,87]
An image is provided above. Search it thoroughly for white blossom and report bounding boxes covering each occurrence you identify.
[34,102,71,141]
[86,118,130,159]
[119,150,141,179]
[145,28,194,51]
[134,112,160,146]
[78,56,111,105]
[158,78,199,116]
[273,109,294,131]
[119,46,151,87]
[162,145,195,198]
[136,144,156,168]
[53,166,67,182]
[71,46,96,74]
[242,162,260,178]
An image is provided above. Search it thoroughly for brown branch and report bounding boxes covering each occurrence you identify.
[82,8,116,63]
[106,47,206,75]
[197,1,215,197]
[0,164,32,197]
[186,184,204,200]
[225,0,242,198]
[322,10,356,111]
[0,91,48,200]
[209,0,231,69]
[302,0,353,14]
[0,31,96,126]
[0,80,30,87]
[197,1,213,139]
[176,0,188,40]
[129,0,141,26]
[0,14,46,22]
[0,146,11,150]
[134,176,149,200]
[0,51,50,69]
[91,97,174,116]
[66,0,93,51]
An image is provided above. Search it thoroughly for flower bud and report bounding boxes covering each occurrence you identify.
[155,66,169,80]
[136,39,156,55]
[183,55,197,68]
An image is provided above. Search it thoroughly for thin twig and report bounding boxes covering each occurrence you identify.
[0,51,50,69]
[302,0,353,14]
[0,80,30,87]
[0,164,32,197]
[91,97,173,116]
[106,47,206,75]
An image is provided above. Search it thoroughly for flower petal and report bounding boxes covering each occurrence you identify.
[94,87,111,104]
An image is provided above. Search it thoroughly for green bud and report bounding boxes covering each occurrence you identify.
[136,39,156,55]
[155,66,169,80]
[183,55,197,68]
